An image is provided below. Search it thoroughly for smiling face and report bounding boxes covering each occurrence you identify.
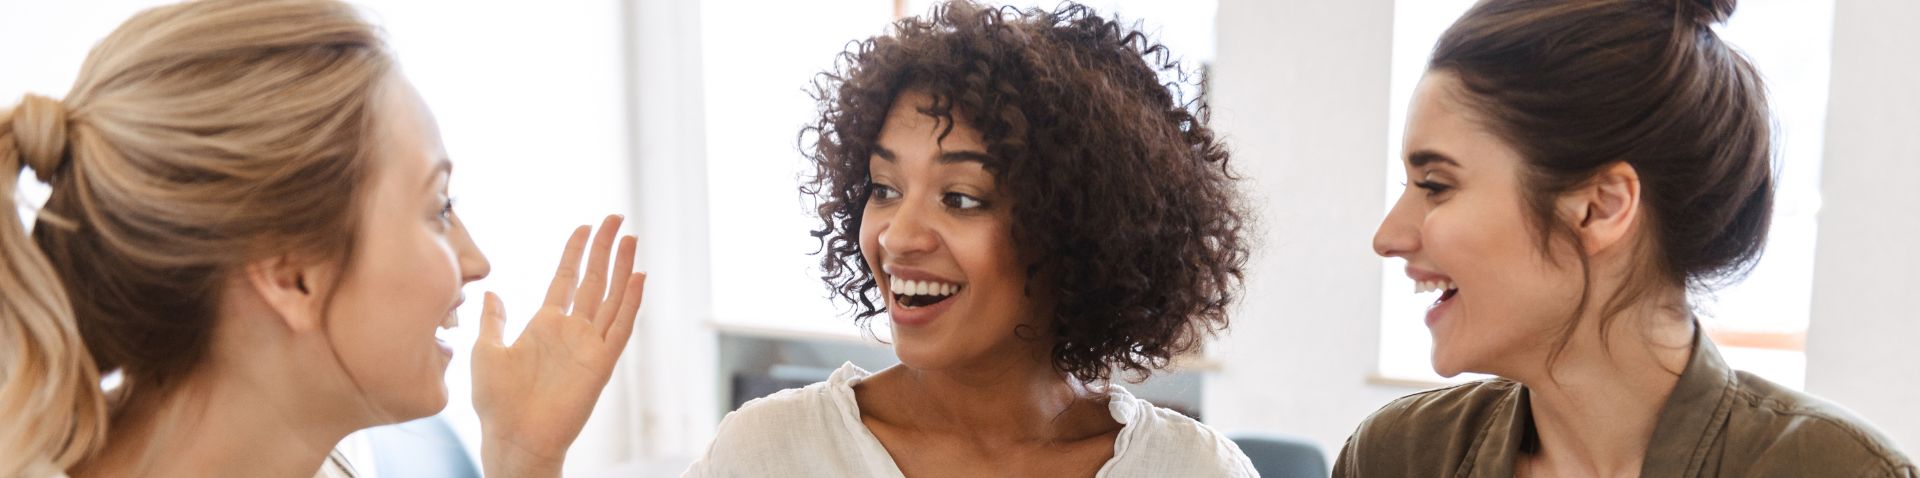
[321,75,491,421]
[859,89,1048,372]
[1373,72,1585,378]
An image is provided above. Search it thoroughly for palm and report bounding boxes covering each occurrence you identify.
[471,215,644,468]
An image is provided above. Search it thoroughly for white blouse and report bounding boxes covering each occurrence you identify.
[684,363,1257,477]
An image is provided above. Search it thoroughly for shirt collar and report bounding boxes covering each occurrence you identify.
[1640,324,1738,475]
[1469,323,1732,477]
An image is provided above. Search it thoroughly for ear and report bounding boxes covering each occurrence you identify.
[1556,161,1643,256]
[243,254,333,333]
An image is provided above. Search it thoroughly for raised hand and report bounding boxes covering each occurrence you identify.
[471,214,645,477]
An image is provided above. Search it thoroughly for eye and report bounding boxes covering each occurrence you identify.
[1412,180,1453,196]
[1412,171,1454,198]
[871,183,901,201]
[942,192,985,210]
[437,196,458,222]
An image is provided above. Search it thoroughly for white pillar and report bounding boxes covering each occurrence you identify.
[1805,0,1920,457]
[617,0,721,463]
[1203,0,1413,458]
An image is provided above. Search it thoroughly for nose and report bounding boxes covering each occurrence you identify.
[450,213,491,283]
[1373,189,1422,259]
[877,194,938,258]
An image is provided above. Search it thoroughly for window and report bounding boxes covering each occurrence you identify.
[1377,0,1835,388]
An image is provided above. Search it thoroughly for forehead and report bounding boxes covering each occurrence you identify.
[1407,74,1477,140]
[876,89,986,153]
[369,74,447,185]
[1405,73,1518,165]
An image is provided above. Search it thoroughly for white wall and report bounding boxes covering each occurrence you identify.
[1805,0,1920,457]
[1202,0,1424,457]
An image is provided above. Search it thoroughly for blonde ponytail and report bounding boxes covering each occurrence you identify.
[0,95,106,477]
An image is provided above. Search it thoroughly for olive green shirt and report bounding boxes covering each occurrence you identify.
[1335,330,1916,477]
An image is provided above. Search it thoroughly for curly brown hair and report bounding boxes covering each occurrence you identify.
[800,1,1247,383]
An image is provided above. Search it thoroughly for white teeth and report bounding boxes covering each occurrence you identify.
[890,276,961,297]
[1414,280,1459,294]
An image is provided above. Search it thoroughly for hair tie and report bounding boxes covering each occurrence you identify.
[12,93,71,182]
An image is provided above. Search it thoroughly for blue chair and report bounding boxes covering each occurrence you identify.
[365,415,480,478]
[1230,432,1329,478]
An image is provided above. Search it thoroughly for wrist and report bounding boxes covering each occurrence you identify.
[481,435,565,478]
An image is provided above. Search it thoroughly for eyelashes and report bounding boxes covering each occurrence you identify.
[868,182,990,211]
[1412,180,1453,195]
[941,192,986,210]
[438,196,458,222]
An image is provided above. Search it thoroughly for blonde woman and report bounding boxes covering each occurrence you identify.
[0,1,644,476]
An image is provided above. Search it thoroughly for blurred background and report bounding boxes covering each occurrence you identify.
[4,0,1915,476]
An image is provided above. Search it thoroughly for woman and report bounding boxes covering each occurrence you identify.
[1341,0,1915,476]
[685,2,1253,477]
[0,1,644,476]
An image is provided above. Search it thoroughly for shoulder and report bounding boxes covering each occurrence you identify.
[715,383,840,437]
[1722,371,1917,475]
[683,382,839,474]
[685,365,882,476]
[1103,390,1258,477]
[1352,378,1518,443]
[1335,379,1521,476]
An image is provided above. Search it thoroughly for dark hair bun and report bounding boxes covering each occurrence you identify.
[1675,0,1737,26]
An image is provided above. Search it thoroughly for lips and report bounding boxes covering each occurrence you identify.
[880,265,964,325]
[889,276,962,308]
[1405,266,1460,326]
[440,296,464,329]
[434,296,463,359]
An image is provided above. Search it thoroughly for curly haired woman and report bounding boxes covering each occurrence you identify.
[684,2,1254,477]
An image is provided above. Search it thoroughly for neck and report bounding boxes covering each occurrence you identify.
[71,327,372,477]
[872,343,1112,444]
[1512,300,1694,477]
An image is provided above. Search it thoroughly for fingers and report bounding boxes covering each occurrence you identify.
[542,226,592,310]
[571,215,625,320]
[605,272,646,348]
[479,292,507,347]
[594,235,638,335]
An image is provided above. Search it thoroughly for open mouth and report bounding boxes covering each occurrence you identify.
[890,276,962,309]
[1417,279,1460,305]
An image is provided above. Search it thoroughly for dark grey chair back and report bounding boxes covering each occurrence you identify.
[1230,432,1329,478]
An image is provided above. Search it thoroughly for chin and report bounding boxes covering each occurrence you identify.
[1429,346,1470,378]
[381,384,451,424]
[887,338,958,373]
[889,344,940,372]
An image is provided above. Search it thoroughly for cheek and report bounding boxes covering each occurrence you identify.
[955,219,1030,316]
[384,232,461,318]
[1425,197,1575,325]
[333,227,461,359]
[858,208,884,272]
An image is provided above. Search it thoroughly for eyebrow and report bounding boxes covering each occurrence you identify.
[872,146,997,165]
[1407,150,1462,168]
[423,158,452,190]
